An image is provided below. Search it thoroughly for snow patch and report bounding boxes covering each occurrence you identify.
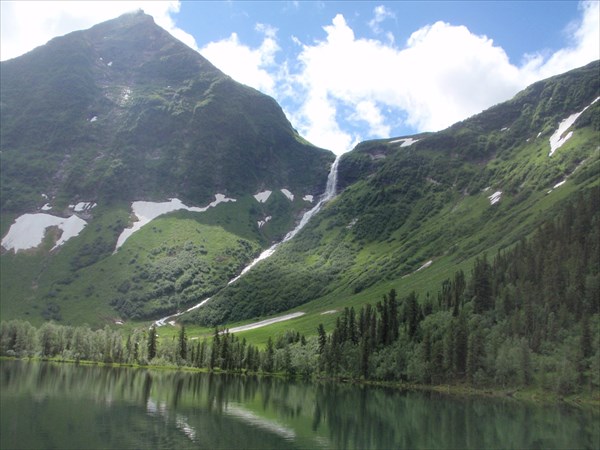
[73,202,96,212]
[501,127,509,132]
[224,312,305,334]
[390,137,419,147]
[115,195,236,250]
[107,61,113,67]
[254,190,272,203]
[549,97,600,156]
[488,191,502,205]
[548,179,567,194]
[41,203,52,211]
[537,132,542,138]
[90,116,97,122]
[257,216,272,228]
[1,213,87,252]
[416,260,433,272]
[320,310,338,315]
[280,189,294,201]
[303,195,314,203]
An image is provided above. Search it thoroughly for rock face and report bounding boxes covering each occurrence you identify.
[0,11,334,213]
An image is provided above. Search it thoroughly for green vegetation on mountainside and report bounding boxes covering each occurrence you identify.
[0,11,333,212]
[0,11,333,325]
[3,189,599,398]
[187,61,599,328]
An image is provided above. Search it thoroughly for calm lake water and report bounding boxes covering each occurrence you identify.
[1,359,598,449]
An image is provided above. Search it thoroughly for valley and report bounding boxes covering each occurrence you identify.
[1,11,599,403]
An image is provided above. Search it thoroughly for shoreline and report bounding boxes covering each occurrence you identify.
[2,356,598,409]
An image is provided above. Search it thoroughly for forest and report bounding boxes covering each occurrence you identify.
[1,187,598,396]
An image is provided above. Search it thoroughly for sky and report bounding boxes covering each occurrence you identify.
[1,1,598,154]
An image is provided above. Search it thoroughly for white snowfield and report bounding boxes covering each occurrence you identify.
[1,213,87,252]
[115,195,236,250]
[253,190,272,203]
[389,137,419,147]
[549,97,599,156]
[280,188,294,201]
[488,191,502,205]
[223,312,306,334]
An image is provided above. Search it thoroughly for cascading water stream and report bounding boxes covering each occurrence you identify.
[155,155,341,326]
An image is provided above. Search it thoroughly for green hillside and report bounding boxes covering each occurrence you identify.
[186,60,599,332]
[0,11,334,326]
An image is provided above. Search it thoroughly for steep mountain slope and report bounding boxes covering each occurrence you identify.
[0,11,334,325]
[186,61,599,328]
[0,11,332,210]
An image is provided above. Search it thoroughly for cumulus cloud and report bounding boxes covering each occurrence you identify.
[285,2,599,153]
[0,1,197,61]
[199,24,281,95]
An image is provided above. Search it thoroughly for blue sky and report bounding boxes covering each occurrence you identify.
[2,1,598,154]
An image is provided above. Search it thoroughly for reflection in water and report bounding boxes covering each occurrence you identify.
[1,360,598,450]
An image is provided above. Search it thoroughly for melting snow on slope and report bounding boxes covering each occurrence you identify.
[72,202,97,212]
[115,195,236,250]
[549,97,600,156]
[548,179,567,194]
[488,191,502,205]
[257,216,272,228]
[280,189,294,201]
[303,195,314,203]
[254,190,272,203]
[390,137,420,147]
[416,260,433,272]
[224,312,306,334]
[1,213,87,252]
[41,203,52,211]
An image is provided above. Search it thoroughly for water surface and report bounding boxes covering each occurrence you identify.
[1,360,598,449]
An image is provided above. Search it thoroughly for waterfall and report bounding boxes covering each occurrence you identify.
[155,154,341,326]
[229,153,340,281]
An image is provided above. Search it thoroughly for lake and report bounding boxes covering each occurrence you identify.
[1,359,598,449]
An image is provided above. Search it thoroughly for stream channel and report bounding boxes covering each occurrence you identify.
[155,155,341,327]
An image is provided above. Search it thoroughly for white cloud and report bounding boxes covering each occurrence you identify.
[0,1,197,61]
[369,5,395,34]
[199,26,280,95]
[283,3,599,153]
[519,1,599,79]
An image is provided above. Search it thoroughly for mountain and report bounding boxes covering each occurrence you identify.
[184,60,599,328]
[0,11,334,324]
[0,12,597,332]
[0,11,333,211]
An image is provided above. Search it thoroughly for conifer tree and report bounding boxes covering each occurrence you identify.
[147,325,157,361]
[177,325,187,362]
